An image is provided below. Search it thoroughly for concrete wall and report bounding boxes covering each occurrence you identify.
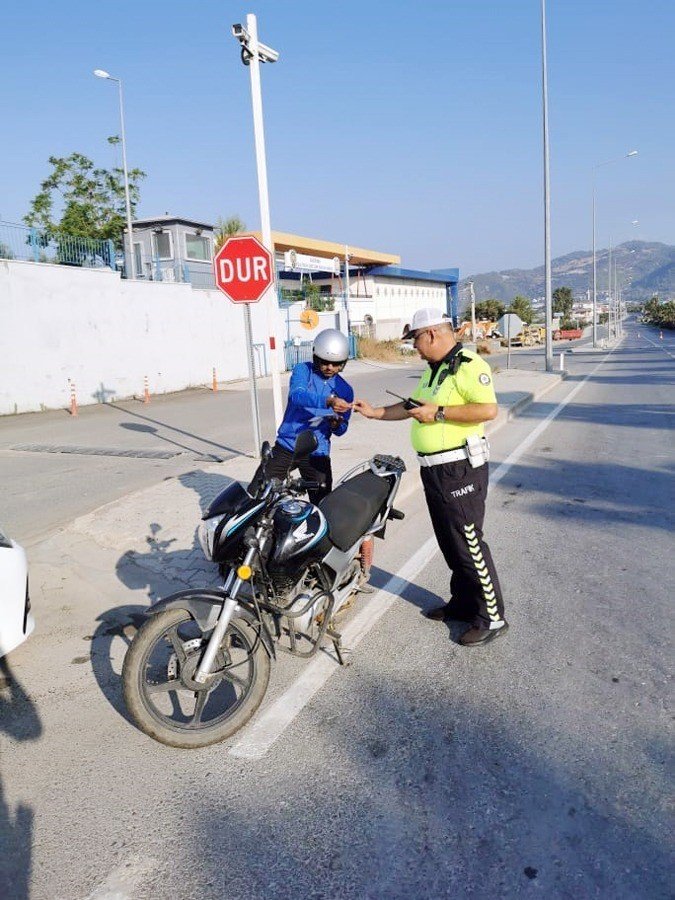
[0,259,282,415]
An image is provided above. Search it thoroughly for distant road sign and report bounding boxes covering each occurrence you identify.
[213,235,273,303]
[496,313,524,339]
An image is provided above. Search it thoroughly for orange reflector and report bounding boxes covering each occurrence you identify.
[237,565,253,581]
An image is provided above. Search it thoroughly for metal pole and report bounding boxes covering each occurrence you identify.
[116,78,135,279]
[469,280,476,343]
[247,13,283,430]
[344,245,351,325]
[592,179,597,347]
[244,304,262,454]
[608,237,613,341]
[541,0,553,372]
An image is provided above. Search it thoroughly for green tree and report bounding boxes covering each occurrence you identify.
[508,294,534,325]
[474,299,505,321]
[214,215,246,251]
[552,286,574,318]
[24,137,145,250]
[643,296,675,329]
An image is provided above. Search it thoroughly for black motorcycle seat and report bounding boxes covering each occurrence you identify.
[319,471,390,552]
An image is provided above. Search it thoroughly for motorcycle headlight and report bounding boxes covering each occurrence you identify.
[198,514,225,560]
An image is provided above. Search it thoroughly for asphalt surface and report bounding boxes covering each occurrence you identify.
[1,318,673,899]
[0,342,564,547]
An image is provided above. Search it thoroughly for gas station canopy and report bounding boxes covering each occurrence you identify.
[241,230,400,268]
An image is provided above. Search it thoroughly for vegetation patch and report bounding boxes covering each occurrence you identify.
[357,337,415,362]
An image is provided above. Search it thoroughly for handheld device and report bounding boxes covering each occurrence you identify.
[385,389,423,410]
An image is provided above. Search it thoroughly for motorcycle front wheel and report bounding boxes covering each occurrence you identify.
[122,607,270,749]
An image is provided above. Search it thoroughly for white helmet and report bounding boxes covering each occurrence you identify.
[312,329,349,363]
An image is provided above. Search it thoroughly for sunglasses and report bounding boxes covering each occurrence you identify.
[315,357,346,368]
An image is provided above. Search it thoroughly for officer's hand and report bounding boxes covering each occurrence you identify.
[408,403,439,424]
[353,399,375,418]
[329,396,352,414]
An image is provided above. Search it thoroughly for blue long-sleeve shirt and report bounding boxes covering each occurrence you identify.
[276,361,354,456]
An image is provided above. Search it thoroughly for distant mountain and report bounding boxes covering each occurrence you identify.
[461,241,675,305]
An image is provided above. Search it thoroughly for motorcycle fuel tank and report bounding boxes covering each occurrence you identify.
[268,499,330,574]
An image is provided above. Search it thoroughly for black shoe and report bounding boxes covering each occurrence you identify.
[459,622,509,647]
[424,603,474,623]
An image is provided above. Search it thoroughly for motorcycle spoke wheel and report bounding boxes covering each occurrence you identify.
[122,608,270,749]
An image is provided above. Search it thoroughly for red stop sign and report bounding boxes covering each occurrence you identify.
[213,235,274,303]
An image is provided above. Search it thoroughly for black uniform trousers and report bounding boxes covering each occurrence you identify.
[249,443,333,506]
[420,458,505,629]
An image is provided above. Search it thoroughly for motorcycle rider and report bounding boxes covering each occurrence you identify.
[249,328,354,504]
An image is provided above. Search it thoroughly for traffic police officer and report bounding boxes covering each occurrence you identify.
[353,308,508,646]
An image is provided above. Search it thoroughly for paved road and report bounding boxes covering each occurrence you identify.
[0,347,558,547]
[1,319,673,898]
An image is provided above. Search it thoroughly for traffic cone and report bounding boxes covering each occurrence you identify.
[69,381,78,417]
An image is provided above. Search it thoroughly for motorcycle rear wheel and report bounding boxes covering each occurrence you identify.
[122,607,270,749]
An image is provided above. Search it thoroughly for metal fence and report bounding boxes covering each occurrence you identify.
[0,221,116,270]
[283,333,358,370]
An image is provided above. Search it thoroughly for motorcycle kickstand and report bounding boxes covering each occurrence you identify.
[326,626,351,667]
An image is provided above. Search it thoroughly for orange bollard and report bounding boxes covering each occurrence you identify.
[212,367,218,392]
[143,375,150,404]
[69,381,78,417]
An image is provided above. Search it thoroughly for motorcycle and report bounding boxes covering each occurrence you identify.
[122,430,406,748]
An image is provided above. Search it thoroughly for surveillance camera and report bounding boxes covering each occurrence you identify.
[257,41,279,64]
[231,23,248,41]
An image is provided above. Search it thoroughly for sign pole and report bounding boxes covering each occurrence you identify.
[243,304,262,455]
[247,12,283,430]
[507,319,512,370]
[213,235,274,457]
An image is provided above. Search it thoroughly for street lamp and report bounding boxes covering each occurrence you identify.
[231,15,284,431]
[591,150,637,347]
[541,0,553,372]
[93,69,136,279]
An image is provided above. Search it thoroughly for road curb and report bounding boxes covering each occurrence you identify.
[487,371,566,439]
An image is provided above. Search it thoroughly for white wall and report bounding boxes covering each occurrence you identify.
[0,259,283,415]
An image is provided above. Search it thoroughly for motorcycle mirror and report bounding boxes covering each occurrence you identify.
[291,429,318,462]
[261,440,273,462]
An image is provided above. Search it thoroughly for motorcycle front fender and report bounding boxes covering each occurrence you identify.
[148,589,275,658]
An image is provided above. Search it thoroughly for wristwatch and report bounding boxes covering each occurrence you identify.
[434,406,445,423]
[327,392,336,408]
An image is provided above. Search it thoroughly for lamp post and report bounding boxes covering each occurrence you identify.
[231,15,284,431]
[93,69,135,279]
[541,0,553,372]
[591,150,637,347]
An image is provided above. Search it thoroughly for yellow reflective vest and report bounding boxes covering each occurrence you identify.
[410,348,497,454]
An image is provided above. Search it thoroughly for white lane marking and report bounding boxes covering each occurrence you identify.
[229,539,438,759]
[641,334,675,360]
[490,349,615,486]
[230,347,619,759]
[85,854,158,899]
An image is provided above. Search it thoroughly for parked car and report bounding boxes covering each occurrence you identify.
[0,524,34,657]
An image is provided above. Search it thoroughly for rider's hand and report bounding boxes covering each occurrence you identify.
[328,396,352,414]
[407,403,439,424]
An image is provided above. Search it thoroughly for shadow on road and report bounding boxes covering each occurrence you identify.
[107,402,250,460]
[0,656,42,900]
[181,668,672,898]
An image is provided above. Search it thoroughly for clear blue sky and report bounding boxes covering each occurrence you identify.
[2,0,671,276]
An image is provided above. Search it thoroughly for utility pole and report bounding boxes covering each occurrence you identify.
[541,0,554,372]
[235,13,284,430]
[468,281,477,343]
